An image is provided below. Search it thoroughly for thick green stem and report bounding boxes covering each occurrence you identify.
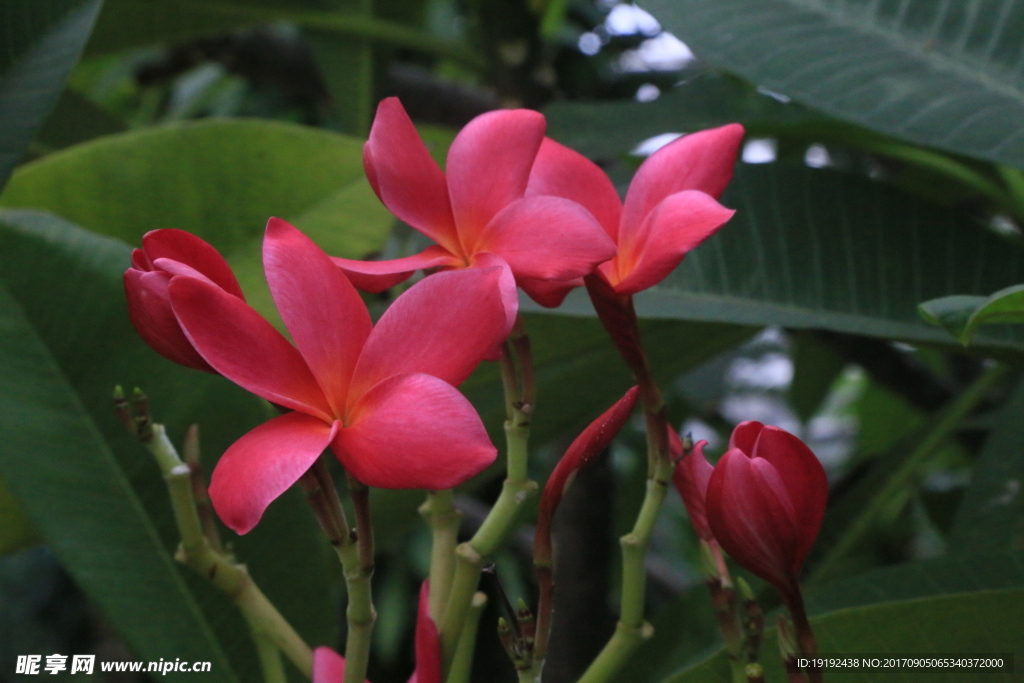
[809,363,1007,586]
[445,592,488,683]
[420,489,462,621]
[147,425,313,678]
[251,632,287,683]
[338,474,376,683]
[440,336,537,671]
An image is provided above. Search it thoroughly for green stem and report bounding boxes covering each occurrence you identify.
[809,363,1007,586]
[251,632,288,683]
[147,425,313,678]
[420,489,462,622]
[440,338,537,671]
[446,592,488,683]
[338,475,376,683]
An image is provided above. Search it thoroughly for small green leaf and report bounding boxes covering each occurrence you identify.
[918,295,987,344]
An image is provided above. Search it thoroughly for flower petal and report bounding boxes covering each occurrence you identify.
[411,580,442,683]
[209,412,338,534]
[332,373,496,490]
[447,109,546,246]
[142,229,245,299]
[125,269,214,372]
[706,448,801,595]
[349,268,508,402]
[729,420,764,454]
[365,98,459,251]
[518,277,580,309]
[673,438,715,542]
[313,648,346,683]
[612,190,734,295]
[169,276,332,420]
[620,123,744,237]
[527,137,622,239]
[752,426,828,572]
[332,246,459,293]
[470,252,518,342]
[475,196,616,282]
[264,218,371,414]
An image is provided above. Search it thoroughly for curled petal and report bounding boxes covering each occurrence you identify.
[350,268,508,401]
[752,426,828,571]
[475,196,616,282]
[518,277,580,309]
[125,269,213,372]
[264,218,371,414]
[447,109,546,243]
[141,229,245,299]
[470,252,518,343]
[411,581,442,683]
[729,420,764,454]
[707,448,802,597]
[672,438,714,541]
[332,247,459,293]
[169,277,333,420]
[620,123,744,236]
[527,137,622,240]
[332,373,496,490]
[365,98,459,251]
[612,190,735,295]
[209,412,338,534]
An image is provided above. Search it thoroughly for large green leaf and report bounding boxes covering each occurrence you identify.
[664,587,1023,682]
[0,118,394,327]
[0,209,340,677]
[645,0,1024,169]
[552,164,1024,354]
[0,0,103,190]
[951,376,1024,554]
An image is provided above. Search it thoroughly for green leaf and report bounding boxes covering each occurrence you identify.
[0,118,394,327]
[922,285,1024,345]
[788,332,847,422]
[0,477,41,555]
[951,376,1024,554]
[0,0,104,190]
[33,87,126,153]
[0,210,239,680]
[644,0,1024,169]
[552,165,1024,355]
[663,587,1024,683]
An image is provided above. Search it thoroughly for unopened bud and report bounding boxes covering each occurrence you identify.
[516,598,536,643]
[744,663,765,683]
[113,385,137,436]
[131,388,153,442]
[737,576,755,602]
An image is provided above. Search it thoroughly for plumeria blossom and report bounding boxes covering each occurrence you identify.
[705,421,828,603]
[124,229,245,372]
[314,581,441,683]
[527,123,744,299]
[169,218,505,534]
[670,430,714,543]
[331,97,617,315]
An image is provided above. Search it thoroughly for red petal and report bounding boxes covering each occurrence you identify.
[349,268,508,402]
[125,269,214,372]
[209,412,337,534]
[365,98,459,252]
[169,277,333,420]
[142,229,245,299]
[475,196,616,282]
[332,373,496,490]
[706,448,801,594]
[470,252,518,342]
[527,137,622,240]
[447,109,546,244]
[264,218,371,415]
[412,581,442,683]
[313,647,346,683]
[332,247,459,293]
[613,191,734,295]
[729,420,764,454]
[672,439,714,541]
[518,277,580,308]
[620,123,744,234]
[752,426,828,573]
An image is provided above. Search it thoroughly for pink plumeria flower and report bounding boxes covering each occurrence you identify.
[124,229,245,372]
[527,124,745,299]
[331,97,617,317]
[169,218,505,534]
[313,581,441,683]
[670,430,715,543]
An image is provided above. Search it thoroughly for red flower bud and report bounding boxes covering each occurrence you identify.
[670,431,714,542]
[705,421,827,602]
[124,229,244,372]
